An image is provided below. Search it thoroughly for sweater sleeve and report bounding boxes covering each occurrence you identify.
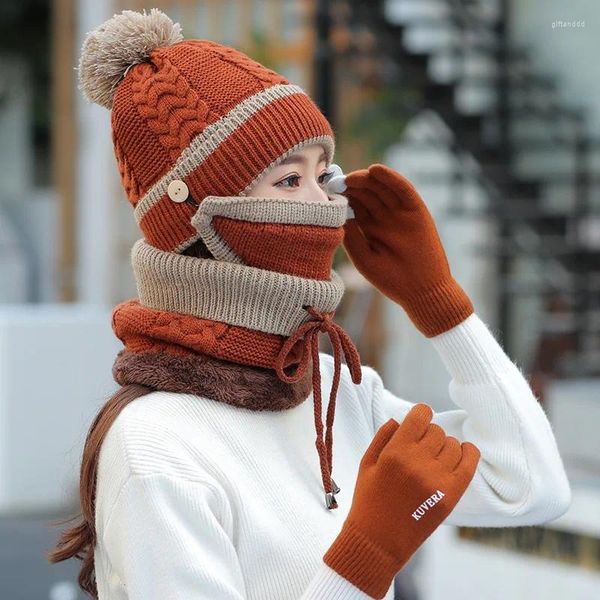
[369,312,572,527]
[100,471,379,599]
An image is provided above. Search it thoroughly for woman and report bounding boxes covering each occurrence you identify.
[48,8,571,600]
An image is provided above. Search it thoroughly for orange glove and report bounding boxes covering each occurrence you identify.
[342,163,474,337]
[323,403,480,599]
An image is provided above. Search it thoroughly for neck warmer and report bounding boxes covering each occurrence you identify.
[112,192,363,509]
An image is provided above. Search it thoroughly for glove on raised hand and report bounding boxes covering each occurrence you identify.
[341,163,474,337]
[323,403,480,599]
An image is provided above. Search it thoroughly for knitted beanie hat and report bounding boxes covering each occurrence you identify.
[77,8,336,253]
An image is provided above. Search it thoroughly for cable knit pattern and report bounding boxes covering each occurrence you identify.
[197,39,289,86]
[112,298,312,369]
[112,299,229,354]
[130,55,214,162]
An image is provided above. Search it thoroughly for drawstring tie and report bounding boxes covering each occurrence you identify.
[275,305,362,509]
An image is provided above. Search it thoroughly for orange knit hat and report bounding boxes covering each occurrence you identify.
[77,8,336,253]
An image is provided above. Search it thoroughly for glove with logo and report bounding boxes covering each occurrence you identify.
[339,163,474,337]
[323,403,480,599]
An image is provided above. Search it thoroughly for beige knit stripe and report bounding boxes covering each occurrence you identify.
[191,194,348,264]
[133,83,307,224]
[131,239,345,336]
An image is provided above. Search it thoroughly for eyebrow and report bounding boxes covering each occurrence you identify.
[279,151,328,166]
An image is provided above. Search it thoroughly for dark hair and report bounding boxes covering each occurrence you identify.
[47,238,213,598]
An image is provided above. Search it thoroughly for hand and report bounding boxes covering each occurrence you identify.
[342,163,474,337]
[323,403,480,599]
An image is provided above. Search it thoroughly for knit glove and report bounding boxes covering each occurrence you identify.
[341,163,474,337]
[323,403,480,599]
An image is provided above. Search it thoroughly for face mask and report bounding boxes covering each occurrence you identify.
[189,164,352,280]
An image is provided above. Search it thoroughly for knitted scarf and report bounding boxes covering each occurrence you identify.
[111,193,363,509]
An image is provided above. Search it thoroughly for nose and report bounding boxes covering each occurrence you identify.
[306,178,330,202]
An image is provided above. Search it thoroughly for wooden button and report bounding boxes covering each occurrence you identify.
[167,180,189,203]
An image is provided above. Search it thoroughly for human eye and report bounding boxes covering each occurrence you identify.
[274,174,301,188]
[318,168,335,186]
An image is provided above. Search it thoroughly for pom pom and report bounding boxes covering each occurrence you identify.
[77,8,184,109]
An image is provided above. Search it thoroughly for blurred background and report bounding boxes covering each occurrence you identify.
[1,0,599,598]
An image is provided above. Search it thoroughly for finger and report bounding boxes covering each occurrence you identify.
[344,168,370,189]
[436,435,462,470]
[368,164,424,211]
[348,178,400,215]
[455,441,481,475]
[391,403,434,445]
[350,165,418,210]
[419,422,447,455]
[358,174,415,212]
[362,418,399,465]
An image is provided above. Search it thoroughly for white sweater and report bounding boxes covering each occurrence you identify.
[94,313,571,599]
